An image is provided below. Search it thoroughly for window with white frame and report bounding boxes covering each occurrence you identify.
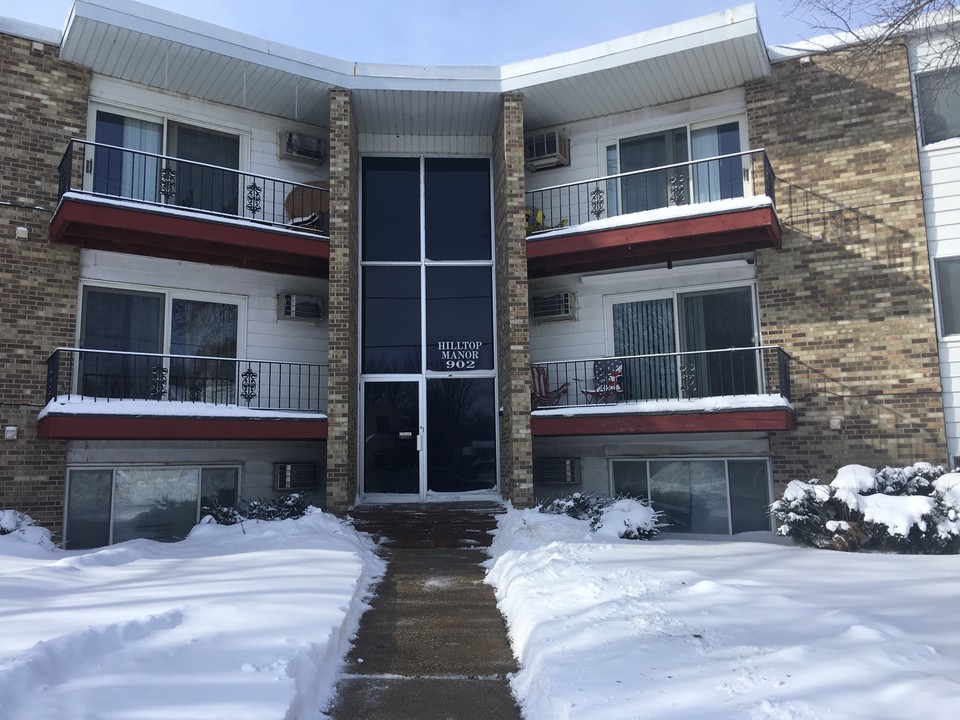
[611,458,771,534]
[936,257,960,336]
[77,283,245,402]
[65,466,240,549]
[601,116,748,215]
[916,67,960,145]
[605,283,760,401]
[89,106,242,213]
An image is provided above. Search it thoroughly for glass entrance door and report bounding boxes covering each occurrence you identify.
[363,380,421,494]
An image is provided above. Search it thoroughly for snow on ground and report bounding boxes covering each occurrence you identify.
[485,508,960,720]
[0,510,383,720]
[4,504,960,719]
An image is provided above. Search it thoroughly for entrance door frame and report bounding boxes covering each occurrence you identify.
[358,154,500,502]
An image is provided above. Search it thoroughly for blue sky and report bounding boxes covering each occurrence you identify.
[0,1,815,65]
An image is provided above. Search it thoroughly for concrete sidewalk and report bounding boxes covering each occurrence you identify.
[327,502,522,719]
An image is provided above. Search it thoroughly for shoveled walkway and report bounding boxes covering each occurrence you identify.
[327,502,523,720]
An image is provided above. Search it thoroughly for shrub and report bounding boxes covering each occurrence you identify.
[539,493,662,540]
[0,509,36,535]
[201,493,313,526]
[771,463,960,554]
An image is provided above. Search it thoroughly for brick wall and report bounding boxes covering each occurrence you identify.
[493,93,534,507]
[0,32,89,530]
[324,87,360,511]
[747,42,947,488]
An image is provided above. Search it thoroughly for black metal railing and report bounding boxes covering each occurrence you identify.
[530,346,791,409]
[525,149,775,234]
[46,348,327,413]
[57,139,329,234]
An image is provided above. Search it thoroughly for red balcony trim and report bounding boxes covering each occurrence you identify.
[50,196,329,277]
[527,206,781,277]
[530,408,795,436]
[38,414,328,441]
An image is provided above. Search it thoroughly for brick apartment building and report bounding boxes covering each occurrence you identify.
[0,1,955,547]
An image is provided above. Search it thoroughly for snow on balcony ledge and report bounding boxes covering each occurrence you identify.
[39,397,326,421]
[532,393,792,418]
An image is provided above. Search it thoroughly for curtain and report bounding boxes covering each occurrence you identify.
[613,298,677,400]
[691,122,742,203]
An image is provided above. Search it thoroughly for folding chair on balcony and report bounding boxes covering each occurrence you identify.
[579,360,624,404]
[284,180,330,233]
[530,366,569,408]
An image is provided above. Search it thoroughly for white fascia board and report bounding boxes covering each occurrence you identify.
[500,3,768,90]
[67,0,502,93]
[0,17,62,45]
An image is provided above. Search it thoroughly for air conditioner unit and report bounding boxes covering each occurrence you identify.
[273,462,319,491]
[524,130,571,171]
[278,293,323,322]
[279,131,325,162]
[531,292,575,321]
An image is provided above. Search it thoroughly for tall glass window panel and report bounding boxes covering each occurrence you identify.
[425,266,494,371]
[94,111,163,201]
[200,467,240,512]
[362,157,421,261]
[111,468,200,544]
[424,158,492,260]
[363,266,422,373]
[612,298,677,401]
[427,378,497,492]
[917,67,960,145]
[649,460,729,534]
[363,381,420,494]
[691,122,742,203]
[605,144,619,218]
[728,460,772,533]
[612,460,649,499]
[168,123,240,214]
[679,287,758,398]
[79,288,164,399]
[65,469,113,549]
[169,299,239,404]
[937,257,960,335]
[620,128,687,213]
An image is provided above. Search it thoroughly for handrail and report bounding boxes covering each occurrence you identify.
[57,139,329,235]
[45,347,328,413]
[525,148,775,232]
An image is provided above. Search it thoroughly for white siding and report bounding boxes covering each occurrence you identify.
[529,259,757,364]
[79,250,328,368]
[358,133,492,155]
[66,440,325,501]
[524,87,747,193]
[910,34,960,459]
[87,76,329,222]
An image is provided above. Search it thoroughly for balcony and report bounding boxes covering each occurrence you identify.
[529,346,795,436]
[38,348,328,441]
[51,140,330,276]
[525,150,781,277]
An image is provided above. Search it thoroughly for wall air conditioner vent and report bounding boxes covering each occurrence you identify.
[279,131,325,163]
[273,462,318,491]
[535,458,580,485]
[524,130,571,171]
[531,292,575,321]
[278,294,323,322]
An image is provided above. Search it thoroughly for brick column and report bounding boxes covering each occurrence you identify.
[746,42,947,489]
[0,33,89,532]
[325,88,360,511]
[493,93,534,507]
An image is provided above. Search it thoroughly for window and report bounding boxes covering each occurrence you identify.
[78,284,244,402]
[611,458,771,534]
[936,257,960,336]
[604,117,746,215]
[608,284,760,400]
[91,108,242,213]
[65,466,240,548]
[917,67,960,145]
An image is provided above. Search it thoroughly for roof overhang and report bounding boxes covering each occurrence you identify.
[57,1,771,135]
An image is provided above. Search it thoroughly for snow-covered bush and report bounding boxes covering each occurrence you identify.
[771,464,960,553]
[0,509,56,550]
[202,493,313,526]
[539,493,662,540]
